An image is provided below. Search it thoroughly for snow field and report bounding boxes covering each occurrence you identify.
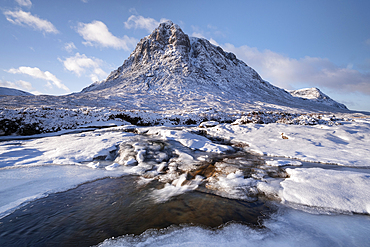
[205,120,370,167]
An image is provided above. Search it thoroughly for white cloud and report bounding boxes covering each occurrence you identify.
[15,0,32,7]
[192,32,219,46]
[129,8,138,15]
[7,66,69,92]
[191,25,225,41]
[76,20,137,50]
[64,42,77,53]
[366,39,370,46]
[191,32,206,39]
[223,43,370,95]
[0,79,42,95]
[81,0,89,3]
[3,10,58,34]
[209,38,219,46]
[16,79,32,90]
[124,15,160,32]
[0,79,31,90]
[60,53,107,82]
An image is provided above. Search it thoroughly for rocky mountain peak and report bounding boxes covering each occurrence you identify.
[126,21,190,69]
[148,21,190,49]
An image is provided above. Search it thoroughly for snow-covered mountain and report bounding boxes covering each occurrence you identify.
[81,21,347,112]
[289,88,347,109]
[0,87,33,96]
[82,21,282,98]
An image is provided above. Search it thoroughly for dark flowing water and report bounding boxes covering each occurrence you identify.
[0,174,272,247]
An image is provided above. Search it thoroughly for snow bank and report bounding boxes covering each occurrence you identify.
[280,168,370,214]
[0,130,135,168]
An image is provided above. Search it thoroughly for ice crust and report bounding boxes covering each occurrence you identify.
[0,165,128,219]
[98,208,370,247]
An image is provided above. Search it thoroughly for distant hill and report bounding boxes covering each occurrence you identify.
[0,87,33,96]
[289,87,347,110]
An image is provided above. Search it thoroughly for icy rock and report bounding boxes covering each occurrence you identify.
[157,162,168,173]
[86,162,100,169]
[105,163,120,170]
[136,150,146,163]
[154,152,168,162]
[265,160,302,167]
[125,158,138,166]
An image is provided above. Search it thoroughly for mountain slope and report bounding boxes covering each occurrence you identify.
[81,21,346,112]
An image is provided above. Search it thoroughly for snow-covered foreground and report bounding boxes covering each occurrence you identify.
[0,115,369,245]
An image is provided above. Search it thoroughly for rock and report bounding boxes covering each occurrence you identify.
[199,121,219,128]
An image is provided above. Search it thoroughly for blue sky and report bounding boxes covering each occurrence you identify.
[1,0,369,111]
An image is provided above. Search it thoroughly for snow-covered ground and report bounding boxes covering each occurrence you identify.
[205,117,370,167]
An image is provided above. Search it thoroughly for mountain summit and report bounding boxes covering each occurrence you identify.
[81,21,347,112]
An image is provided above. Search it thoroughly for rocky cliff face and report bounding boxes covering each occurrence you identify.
[81,21,347,112]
